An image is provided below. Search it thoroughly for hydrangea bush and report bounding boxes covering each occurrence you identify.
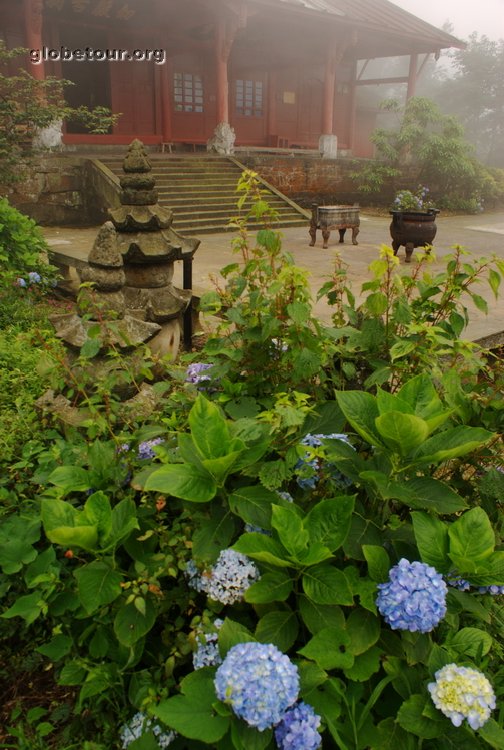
[0,173,503,748]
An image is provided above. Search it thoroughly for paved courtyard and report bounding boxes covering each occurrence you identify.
[43,209,504,343]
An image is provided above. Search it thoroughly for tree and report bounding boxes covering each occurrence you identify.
[0,42,118,187]
[418,34,504,167]
[351,96,504,210]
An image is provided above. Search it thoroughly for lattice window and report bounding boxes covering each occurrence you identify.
[235,79,263,117]
[173,72,204,113]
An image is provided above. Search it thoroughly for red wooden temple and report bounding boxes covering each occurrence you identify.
[1,0,462,157]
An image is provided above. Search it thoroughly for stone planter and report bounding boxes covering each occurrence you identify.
[389,209,439,262]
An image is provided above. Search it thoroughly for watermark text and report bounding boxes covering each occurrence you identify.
[30,46,166,65]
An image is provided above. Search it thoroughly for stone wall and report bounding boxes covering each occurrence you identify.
[4,155,89,225]
[5,152,388,225]
[235,153,372,208]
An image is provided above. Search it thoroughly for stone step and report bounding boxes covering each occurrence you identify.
[169,206,305,222]
[174,217,308,235]
[97,154,307,235]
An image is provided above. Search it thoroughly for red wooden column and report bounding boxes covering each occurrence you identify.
[159,60,173,143]
[322,40,338,135]
[266,70,277,143]
[23,0,45,81]
[406,53,418,100]
[215,17,231,124]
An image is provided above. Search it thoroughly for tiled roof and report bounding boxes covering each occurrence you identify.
[257,0,463,53]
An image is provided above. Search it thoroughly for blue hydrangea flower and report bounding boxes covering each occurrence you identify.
[428,664,496,730]
[186,362,213,385]
[275,702,322,750]
[193,618,224,669]
[28,271,41,283]
[446,573,471,592]
[120,711,177,748]
[214,642,299,730]
[203,549,260,605]
[277,490,294,503]
[295,433,353,489]
[376,558,447,632]
[184,559,205,592]
[16,277,27,287]
[137,437,164,460]
[478,585,504,595]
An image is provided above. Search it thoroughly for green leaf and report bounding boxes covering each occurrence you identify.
[24,545,61,589]
[58,661,86,686]
[80,337,101,359]
[255,610,299,652]
[396,477,468,514]
[0,515,40,574]
[449,508,495,566]
[365,291,388,316]
[192,510,235,563]
[231,719,272,750]
[47,525,98,552]
[36,634,73,662]
[114,599,156,647]
[396,694,445,739]
[228,486,278,530]
[48,465,92,493]
[449,627,492,658]
[389,339,416,361]
[302,564,353,605]
[153,670,230,743]
[335,391,384,447]
[305,496,355,552]
[478,718,504,749]
[201,449,245,483]
[218,618,256,657]
[41,498,97,551]
[189,395,232,459]
[413,426,493,464]
[488,269,501,299]
[346,608,381,655]
[271,504,309,558]
[244,570,293,603]
[411,512,449,572]
[74,561,122,614]
[302,400,346,436]
[144,463,217,502]
[375,411,429,456]
[83,492,112,540]
[470,292,488,313]
[298,627,354,670]
[107,498,139,549]
[1,592,44,624]
[298,597,345,635]
[397,373,444,419]
[232,533,291,568]
[343,645,382,682]
[363,545,390,582]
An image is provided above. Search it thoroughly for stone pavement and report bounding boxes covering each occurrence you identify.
[42,209,504,343]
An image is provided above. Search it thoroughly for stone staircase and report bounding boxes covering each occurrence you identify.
[98,154,309,235]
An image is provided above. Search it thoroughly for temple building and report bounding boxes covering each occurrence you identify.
[1,0,462,157]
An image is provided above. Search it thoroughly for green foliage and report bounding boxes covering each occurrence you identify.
[0,41,118,186]
[0,196,58,289]
[0,182,503,749]
[351,96,502,210]
[199,169,336,401]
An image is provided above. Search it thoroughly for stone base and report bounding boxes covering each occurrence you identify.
[319,134,338,160]
[148,318,181,359]
[207,122,236,155]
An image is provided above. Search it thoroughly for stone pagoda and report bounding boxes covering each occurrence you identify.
[52,139,200,359]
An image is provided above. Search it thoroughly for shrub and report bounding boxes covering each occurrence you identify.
[0,182,503,750]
